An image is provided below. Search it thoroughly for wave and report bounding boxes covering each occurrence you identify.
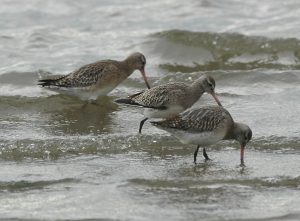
[0,134,298,161]
[227,213,300,221]
[128,175,300,189]
[0,178,78,192]
[0,70,57,97]
[149,30,300,72]
[0,218,118,221]
[0,134,177,161]
[250,136,300,152]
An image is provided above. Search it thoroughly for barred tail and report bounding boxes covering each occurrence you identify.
[38,79,58,87]
[114,98,140,106]
[150,121,161,126]
[115,95,167,110]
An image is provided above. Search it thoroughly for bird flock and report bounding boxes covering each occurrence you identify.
[39,52,252,166]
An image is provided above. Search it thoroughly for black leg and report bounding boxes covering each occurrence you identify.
[203,147,210,161]
[194,145,200,164]
[139,118,148,134]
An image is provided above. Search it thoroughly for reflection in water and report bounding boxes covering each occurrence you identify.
[0,94,120,160]
[45,95,118,135]
[239,164,247,174]
[193,162,212,174]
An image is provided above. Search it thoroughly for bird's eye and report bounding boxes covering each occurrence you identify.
[208,82,214,90]
[141,56,146,66]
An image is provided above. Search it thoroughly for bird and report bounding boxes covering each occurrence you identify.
[150,106,252,165]
[115,74,222,133]
[38,52,151,100]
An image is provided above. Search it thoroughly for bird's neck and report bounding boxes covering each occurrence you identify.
[224,122,240,140]
[181,81,205,109]
[189,79,205,97]
[121,59,135,76]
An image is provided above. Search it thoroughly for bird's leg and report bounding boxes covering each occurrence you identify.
[194,145,200,164]
[139,118,148,134]
[203,147,211,161]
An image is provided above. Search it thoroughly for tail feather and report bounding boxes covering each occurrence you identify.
[38,75,66,87]
[129,91,144,98]
[115,98,168,110]
[151,114,182,127]
[150,121,161,126]
[114,98,141,106]
[38,79,57,87]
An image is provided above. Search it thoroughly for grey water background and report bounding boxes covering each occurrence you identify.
[0,0,300,220]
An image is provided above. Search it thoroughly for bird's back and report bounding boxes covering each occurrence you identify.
[152,106,233,133]
[40,60,116,87]
[151,106,234,145]
[132,82,189,108]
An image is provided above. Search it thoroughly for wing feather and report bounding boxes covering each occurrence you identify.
[38,60,115,88]
[132,83,188,108]
[152,106,232,132]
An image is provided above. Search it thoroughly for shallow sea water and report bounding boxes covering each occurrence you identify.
[0,0,300,220]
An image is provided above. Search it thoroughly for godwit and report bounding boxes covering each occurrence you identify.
[115,74,222,133]
[38,52,151,100]
[151,106,252,165]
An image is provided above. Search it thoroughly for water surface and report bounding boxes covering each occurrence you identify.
[0,0,300,220]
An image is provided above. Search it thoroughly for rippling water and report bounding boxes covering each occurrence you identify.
[0,0,300,220]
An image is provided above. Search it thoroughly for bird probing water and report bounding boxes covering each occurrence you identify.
[151,106,252,166]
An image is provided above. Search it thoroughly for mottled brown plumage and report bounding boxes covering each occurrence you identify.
[155,106,230,132]
[125,75,220,109]
[151,106,252,165]
[115,74,222,133]
[38,52,150,100]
